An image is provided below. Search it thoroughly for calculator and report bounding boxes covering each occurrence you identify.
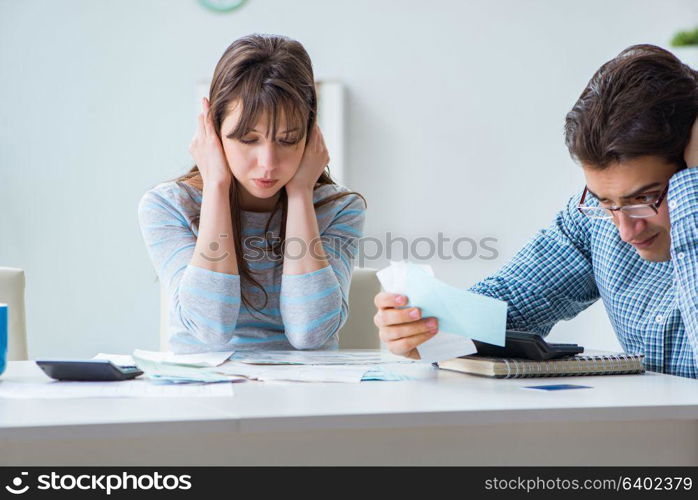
[473,330,584,361]
[35,360,144,381]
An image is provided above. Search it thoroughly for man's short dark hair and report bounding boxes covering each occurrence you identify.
[565,44,698,169]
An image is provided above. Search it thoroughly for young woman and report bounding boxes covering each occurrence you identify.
[138,34,365,353]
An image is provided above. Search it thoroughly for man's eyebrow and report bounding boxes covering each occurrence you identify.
[587,182,662,201]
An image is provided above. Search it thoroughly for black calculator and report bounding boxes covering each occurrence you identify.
[473,330,584,361]
[36,360,144,381]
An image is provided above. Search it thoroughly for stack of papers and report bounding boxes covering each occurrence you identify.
[92,349,415,384]
[377,261,507,362]
[94,350,234,368]
[95,350,242,384]
[222,349,415,382]
[133,355,245,384]
[213,362,411,383]
[231,349,413,366]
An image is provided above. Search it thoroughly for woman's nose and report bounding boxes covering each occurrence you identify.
[257,142,278,169]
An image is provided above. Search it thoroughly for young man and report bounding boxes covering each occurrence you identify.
[374,45,698,378]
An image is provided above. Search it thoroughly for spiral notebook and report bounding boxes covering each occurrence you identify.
[436,352,645,379]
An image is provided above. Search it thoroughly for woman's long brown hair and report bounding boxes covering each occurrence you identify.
[172,34,365,316]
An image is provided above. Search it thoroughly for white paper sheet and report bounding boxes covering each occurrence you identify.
[0,380,235,399]
[94,350,235,368]
[231,349,413,366]
[376,260,480,363]
[214,362,410,383]
[132,353,245,384]
[93,353,137,366]
[133,349,235,367]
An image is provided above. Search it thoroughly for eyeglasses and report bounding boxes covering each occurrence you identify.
[577,184,669,220]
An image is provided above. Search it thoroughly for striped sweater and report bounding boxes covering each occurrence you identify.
[138,180,365,354]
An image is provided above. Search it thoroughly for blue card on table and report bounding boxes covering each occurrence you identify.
[523,384,592,391]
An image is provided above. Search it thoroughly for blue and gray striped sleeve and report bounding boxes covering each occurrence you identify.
[280,193,366,349]
[138,186,241,346]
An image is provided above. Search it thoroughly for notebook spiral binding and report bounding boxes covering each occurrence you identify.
[502,353,645,378]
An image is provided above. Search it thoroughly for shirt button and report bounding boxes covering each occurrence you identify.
[669,200,678,209]
[656,314,664,323]
[678,252,685,260]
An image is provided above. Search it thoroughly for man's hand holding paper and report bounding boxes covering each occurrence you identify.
[375,261,507,362]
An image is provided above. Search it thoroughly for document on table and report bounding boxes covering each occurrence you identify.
[94,350,234,368]
[132,353,246,384]
[376,261,507,362]
[231,349,414,366]
[93,353,138,367]
[214,362,412,382]
[92,349,410,383]
[0,380,235,399]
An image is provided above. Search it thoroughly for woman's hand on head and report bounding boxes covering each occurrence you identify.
[189,97,232,188]
[285,124,330,196]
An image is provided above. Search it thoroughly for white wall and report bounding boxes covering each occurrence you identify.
[1,0,695,357]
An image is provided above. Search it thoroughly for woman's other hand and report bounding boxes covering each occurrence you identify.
[286,124,329,195]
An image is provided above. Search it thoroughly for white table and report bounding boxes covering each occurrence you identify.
[1,360,697,465]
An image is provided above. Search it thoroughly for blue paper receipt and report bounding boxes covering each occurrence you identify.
[377,261,507,362]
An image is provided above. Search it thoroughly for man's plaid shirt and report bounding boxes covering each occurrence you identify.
[471,168,698,378]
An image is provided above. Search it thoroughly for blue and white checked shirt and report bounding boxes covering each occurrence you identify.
[470,168,698,379]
